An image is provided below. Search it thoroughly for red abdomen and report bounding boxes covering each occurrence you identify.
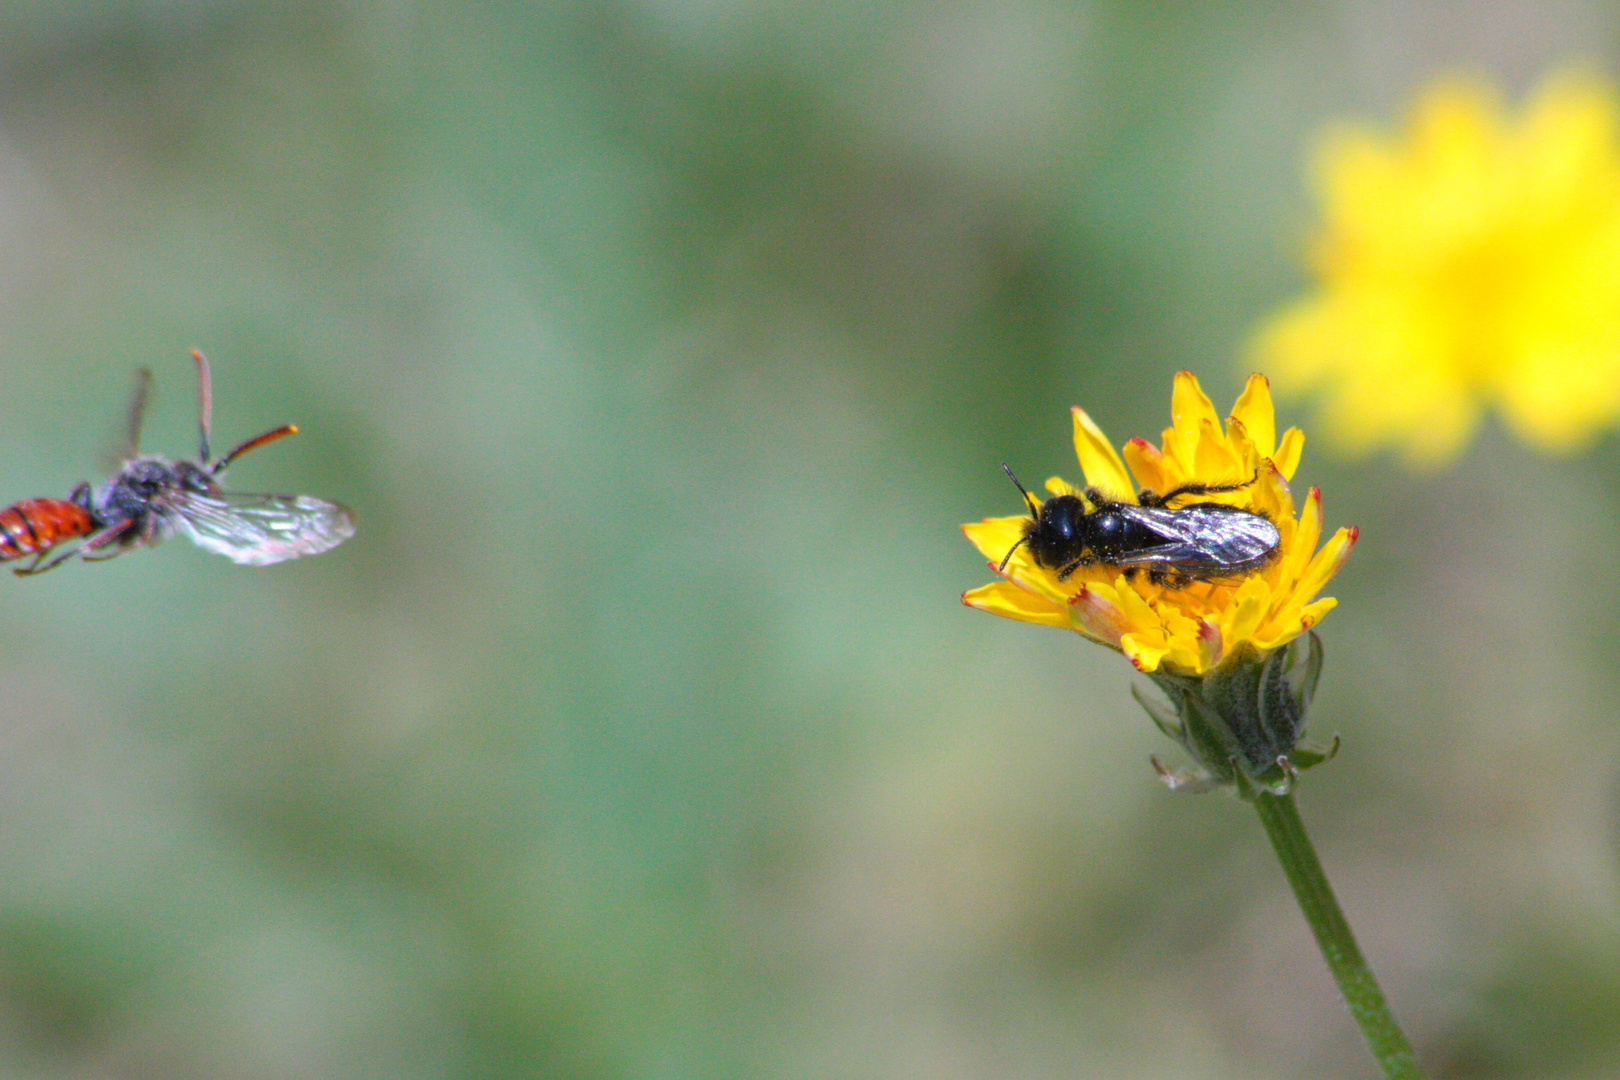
[0,499,94,560]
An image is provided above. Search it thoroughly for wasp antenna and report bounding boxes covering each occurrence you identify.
[1001,463,1040,516]
[193,349,213,463]
[214,424,299,475]
[123,367,153,460]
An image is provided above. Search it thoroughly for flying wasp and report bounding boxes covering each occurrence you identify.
[0,351,355,576]
[997,466,1280,586]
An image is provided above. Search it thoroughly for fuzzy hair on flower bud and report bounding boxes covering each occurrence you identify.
[1136,632,1339,797]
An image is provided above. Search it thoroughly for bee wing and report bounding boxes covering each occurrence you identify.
[174,492,356,565]
[1110,504,1279,570]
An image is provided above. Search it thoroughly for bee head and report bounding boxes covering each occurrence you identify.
[1026,494,1089,565]
[998,465,1087,573]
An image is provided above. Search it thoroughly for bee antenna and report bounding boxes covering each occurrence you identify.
[1001,463,1040,517]
[996,535,1027,574]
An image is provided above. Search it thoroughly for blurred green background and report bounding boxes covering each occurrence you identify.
[0,2,1616,1078]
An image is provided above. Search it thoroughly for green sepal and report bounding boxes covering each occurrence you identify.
[1150,755,1224,793]
[1131,683,1186,744]
[1134,632,1332,797]
[1289,735,1340,771]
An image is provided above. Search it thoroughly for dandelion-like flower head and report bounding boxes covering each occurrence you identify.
[1255,69,1620,463]
[962,373,1355,676]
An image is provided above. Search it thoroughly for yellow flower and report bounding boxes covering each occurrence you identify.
[1253,70,1620,463]
[961,373,1355,676]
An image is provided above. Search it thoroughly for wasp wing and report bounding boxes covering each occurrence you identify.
[174,492,356,565]
[1109,503,1279,574]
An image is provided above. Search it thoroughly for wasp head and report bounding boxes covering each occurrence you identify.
[175,461,219,495]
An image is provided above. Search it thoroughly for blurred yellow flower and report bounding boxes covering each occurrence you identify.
[1254,70,1620,463]
[962,373,1355,676]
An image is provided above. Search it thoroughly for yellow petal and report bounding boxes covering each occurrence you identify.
[1224,416,1261,477]
[1120,632,1170,672]
[1181,414,1242,485]
[1250,460,1295,522]
[1298,596,1338,629]
[1161,635,1206,674]
[1294,525,1358,603]
[1044,475,1083,498]
[1121,437,1166,496]
[1170,371,1220,449]
[961,516,1027,566]
[1288,486,1324,561]
[1273,427,1305,480]
[1265,494,1318,597]
[1067,581,1132,646]
[1221,576,1271,645]
[1071,406,1135,501]
[1229,373,1277,458]
[961,581,1072,630]
[1195,618,1222,671]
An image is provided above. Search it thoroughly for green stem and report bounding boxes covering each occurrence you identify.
[1252,790,1426,1080]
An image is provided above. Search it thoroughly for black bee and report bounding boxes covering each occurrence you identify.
[997,465,1280,586]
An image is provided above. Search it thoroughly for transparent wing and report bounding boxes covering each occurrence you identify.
[174,491,356,565]
[1110,504,1279,571]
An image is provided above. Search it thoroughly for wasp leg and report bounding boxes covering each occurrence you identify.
[1144,469,1261,508]
[77,518,138,563]
[14,540,89,576]
[12,548,57,576]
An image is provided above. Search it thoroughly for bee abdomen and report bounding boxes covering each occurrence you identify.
[0,499,94,559]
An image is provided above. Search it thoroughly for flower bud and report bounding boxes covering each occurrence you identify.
[1134,632,1338,796]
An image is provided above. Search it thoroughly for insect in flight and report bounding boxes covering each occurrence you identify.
[997,465,1280,586]
[0,351,355,576]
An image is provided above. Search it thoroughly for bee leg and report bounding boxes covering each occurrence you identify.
[1144,469,1261,507]
[1054,554,1096,581]
[1139,567,1190,588]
